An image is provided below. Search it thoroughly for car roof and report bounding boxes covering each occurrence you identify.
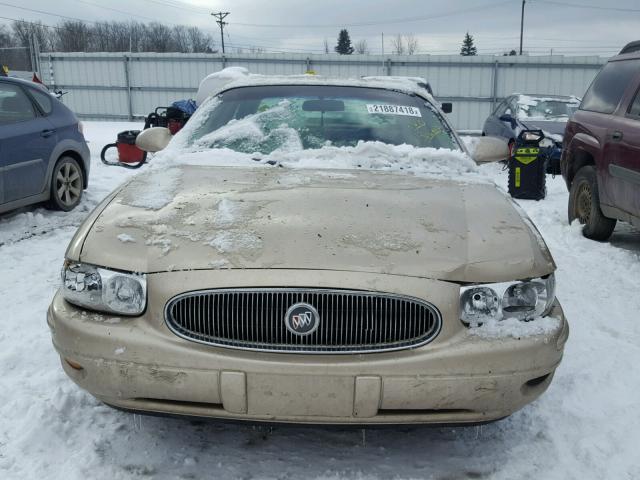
[197,69,438,106]
[0,76,49,92]
[609,40,640,61]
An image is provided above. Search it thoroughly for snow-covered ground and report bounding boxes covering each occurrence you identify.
[1,122,639,479]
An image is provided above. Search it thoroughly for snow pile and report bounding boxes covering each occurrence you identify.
[469,315,561,339]
[116,233,136,243]
[194,67,438,105]
[122,167,182,210]
[196,66,249,106]
[190,99,303,154]
[207,230,262,255]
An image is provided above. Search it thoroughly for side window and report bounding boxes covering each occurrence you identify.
[627,87,640,118]
[503,97,515,116]
[494,100,506,116]
[580,59,640,114]
[29,88,53,115]
[0,83,36,124]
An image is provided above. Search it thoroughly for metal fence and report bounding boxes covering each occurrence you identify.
[39,51,607,130]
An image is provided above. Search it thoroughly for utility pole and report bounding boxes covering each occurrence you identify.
[519,0,525,55]
[211,11,230,54]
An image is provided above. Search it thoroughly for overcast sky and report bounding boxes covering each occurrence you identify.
[1,0,639,56]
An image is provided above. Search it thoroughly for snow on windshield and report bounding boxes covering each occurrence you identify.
[158,84,483,182]
[516,94,580,121]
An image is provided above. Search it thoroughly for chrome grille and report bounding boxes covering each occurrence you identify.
[165,289,441,354]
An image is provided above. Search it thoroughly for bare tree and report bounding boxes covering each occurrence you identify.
[405,34,419,55]
[391,34,404,55]
[4,18,215,54]
[354,39,369,54]
[323,38,329,54]
[55,21,90,52]
[187,26,213,53]
[141,22,173,52]
[11,20,53,52]
[172,25,190,53]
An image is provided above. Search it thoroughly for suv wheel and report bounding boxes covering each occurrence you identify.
[48,156,84,211]
[568,166,616,240]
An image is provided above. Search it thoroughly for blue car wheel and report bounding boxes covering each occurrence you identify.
[48,156,84,211]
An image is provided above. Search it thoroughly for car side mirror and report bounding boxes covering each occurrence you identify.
[135,127,172,152]
[472,136,510,164]
[499,113,513,122]
[441,102,453,114]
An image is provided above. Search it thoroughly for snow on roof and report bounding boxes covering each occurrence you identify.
[195,67,438,106]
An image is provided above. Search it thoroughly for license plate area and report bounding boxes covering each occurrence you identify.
[247,374,354,417]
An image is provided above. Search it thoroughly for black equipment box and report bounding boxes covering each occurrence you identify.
[508,130,547,200]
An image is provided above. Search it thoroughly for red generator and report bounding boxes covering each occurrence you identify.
[101,130,147,169]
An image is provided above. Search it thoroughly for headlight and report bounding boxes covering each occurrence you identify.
[460,274,555,326]
[539,138,553,148]
[61,261,147,315]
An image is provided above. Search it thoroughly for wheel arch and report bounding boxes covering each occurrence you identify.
[565,133,600,188]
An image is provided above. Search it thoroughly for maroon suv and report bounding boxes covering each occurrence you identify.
[561,41,640,240]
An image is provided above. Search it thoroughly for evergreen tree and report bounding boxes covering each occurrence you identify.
[335,29,354,55]
[460,32,477,56]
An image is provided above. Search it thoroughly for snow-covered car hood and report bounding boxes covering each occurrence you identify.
[72,165,555,283]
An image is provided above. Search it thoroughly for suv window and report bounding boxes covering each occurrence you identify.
[628,87,640,118]
[29,87,53,115]
[580,59,640,114]
[0,83,36,124]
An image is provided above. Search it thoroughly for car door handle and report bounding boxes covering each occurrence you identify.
[41,129,55,138]
[612,130,623,141]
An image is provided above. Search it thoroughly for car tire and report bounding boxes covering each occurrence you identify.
[568,166,616,241]
[48,156,84,211]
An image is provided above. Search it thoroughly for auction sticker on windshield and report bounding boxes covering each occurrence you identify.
[366,104,422,117]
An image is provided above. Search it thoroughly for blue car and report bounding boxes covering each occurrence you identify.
[482,93,580,174]
[0,77,90,214]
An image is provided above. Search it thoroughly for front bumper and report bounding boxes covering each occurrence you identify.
[48,271,568,425]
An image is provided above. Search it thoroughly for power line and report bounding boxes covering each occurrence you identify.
[0,1,99,24]
[70,0,161,23]
[231,0,512,28]
[536,0,640,12]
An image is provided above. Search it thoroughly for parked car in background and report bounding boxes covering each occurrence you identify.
[561,41,640,240]
[483,93,580,174]
[48,73,568,426]
[0,77,90,214]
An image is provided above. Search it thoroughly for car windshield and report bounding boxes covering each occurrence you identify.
[516,95,580,120]
[184,85,459,155]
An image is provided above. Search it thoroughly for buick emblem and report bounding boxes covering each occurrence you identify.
[284,302,320,336]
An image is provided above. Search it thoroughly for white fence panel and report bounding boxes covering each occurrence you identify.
[41,52,606,130]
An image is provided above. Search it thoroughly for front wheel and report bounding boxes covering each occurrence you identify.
[48,156,84,211]
[568,166,616,241]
